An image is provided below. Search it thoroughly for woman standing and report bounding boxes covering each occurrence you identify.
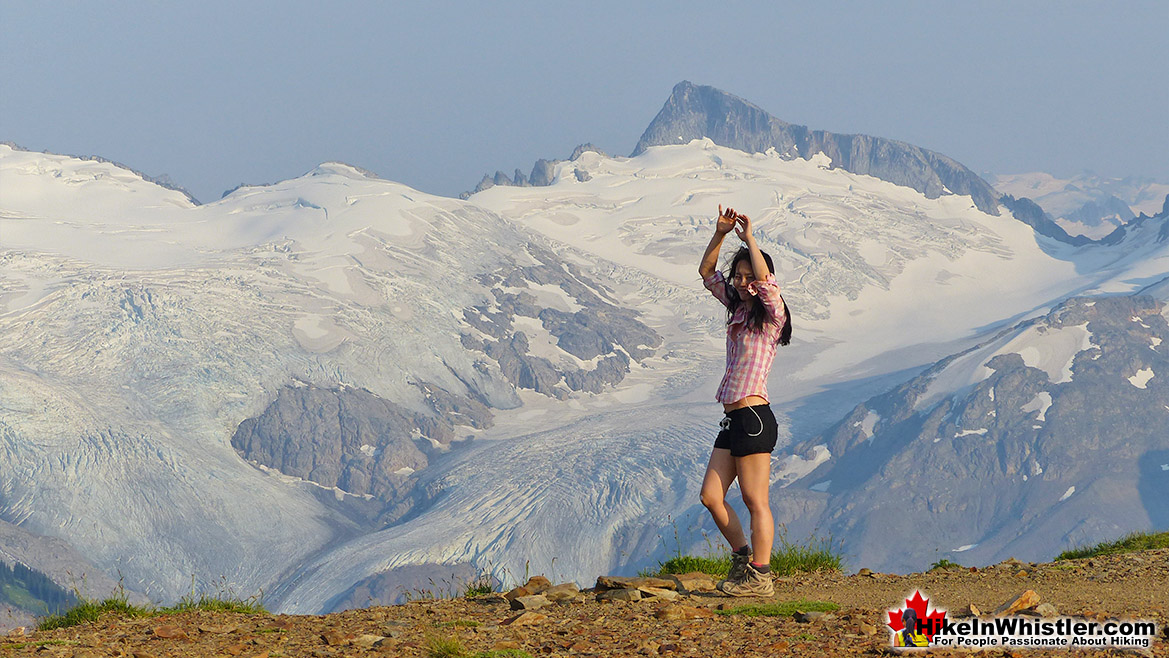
[697,205,792,597]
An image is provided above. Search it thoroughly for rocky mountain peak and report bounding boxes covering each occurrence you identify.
[633,81,1003,215]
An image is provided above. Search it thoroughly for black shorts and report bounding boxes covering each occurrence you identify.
[714,404,778,457]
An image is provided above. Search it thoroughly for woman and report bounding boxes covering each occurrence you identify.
[697,205,792,597]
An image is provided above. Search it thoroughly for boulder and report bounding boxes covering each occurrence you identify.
[510,594,550,611]
[994,590,1040,616]
[596,588,641,602]
[666,572,716,592]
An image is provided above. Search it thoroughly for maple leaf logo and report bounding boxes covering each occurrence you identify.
[887,590,948,641]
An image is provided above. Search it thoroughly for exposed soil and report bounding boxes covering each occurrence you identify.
[4,549,1166,657]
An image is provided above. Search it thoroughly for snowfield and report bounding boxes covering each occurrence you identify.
[1,141,1167,611]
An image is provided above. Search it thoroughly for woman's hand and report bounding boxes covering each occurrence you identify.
[733,212,753,242]
[716,205,737,236]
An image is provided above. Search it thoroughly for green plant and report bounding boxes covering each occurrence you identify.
[714,599,839,617]
[168,592,266,615]
[929,559,962,571]
[426,634,467,658]
[1055,530,1169,561]
[645,526,843,578]
[36,579,267,632]
[425,634,533,658]
[36,594,152,631]
[792,632,817,641]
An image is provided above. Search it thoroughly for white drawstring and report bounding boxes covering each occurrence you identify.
[746,406,763,437]
[720,406,765,437]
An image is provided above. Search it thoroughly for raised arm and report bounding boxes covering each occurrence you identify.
[733,212,769,281]
[699,205,738,278]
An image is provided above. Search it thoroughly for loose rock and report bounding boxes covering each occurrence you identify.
[666,572,716,593]
[597,588,641,602]
[510,594,550,611]
[543,583,580,602]
[638,586,680,601]
[502,611,548,626]
[1036,602,1059,618]
[353,634,386,649]
[151,625,188,640]
[522,576,552,594]
[994,589,1041,615]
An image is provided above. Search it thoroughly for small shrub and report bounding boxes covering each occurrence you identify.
[36,585,267,631]
[37,595,151,631]
[929,559,962,571]
[426,634,532,658]
[426,634,466,658]
[1055,530,1169,561]
[165,593,266,615]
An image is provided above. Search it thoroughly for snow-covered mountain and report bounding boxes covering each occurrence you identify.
[1,103,1166,616]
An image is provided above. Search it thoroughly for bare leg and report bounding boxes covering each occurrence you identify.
[735,452,774,563]
[699,448,748,550]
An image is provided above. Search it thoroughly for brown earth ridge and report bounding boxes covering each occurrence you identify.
[5,549,1166,657]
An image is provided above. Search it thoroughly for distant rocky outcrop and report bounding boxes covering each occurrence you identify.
[633,82,1002,215]
[999,195,1092,246]
[461,243,662,397]
[787,293,1169,573]
[462,144,608,198]
[231,384,490,503]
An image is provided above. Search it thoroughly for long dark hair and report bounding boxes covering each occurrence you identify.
[725,247,792,346]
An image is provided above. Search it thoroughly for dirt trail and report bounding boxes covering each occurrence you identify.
[4,550,1166,657]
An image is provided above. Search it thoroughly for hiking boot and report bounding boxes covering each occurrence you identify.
[718,551,750,590]
[717,564,775,597]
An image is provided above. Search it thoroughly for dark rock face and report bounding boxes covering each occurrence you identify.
[632,81,1002,215]
[231,384,490,501]
[1000,195,1091,245]
[461,243,662,398]
[789,294,1169,573]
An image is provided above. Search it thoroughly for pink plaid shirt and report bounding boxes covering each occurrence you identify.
[703,270,787,404]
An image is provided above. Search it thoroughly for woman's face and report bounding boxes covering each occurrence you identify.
[732,260,756,299]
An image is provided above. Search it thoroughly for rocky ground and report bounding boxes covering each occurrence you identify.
[3,549,1166,657]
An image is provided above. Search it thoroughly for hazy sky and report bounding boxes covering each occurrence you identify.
[2,1,1166,203]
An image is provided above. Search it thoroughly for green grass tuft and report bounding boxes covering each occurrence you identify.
[647,529,842,578]
[714,599,839,617]
[36,588,267,632]
[929,558,963,571]
[1055,530,1169,561]
[426,634,466,658]
[36,596,153,631]
[164,593,267,615]
[426,634,532,658]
